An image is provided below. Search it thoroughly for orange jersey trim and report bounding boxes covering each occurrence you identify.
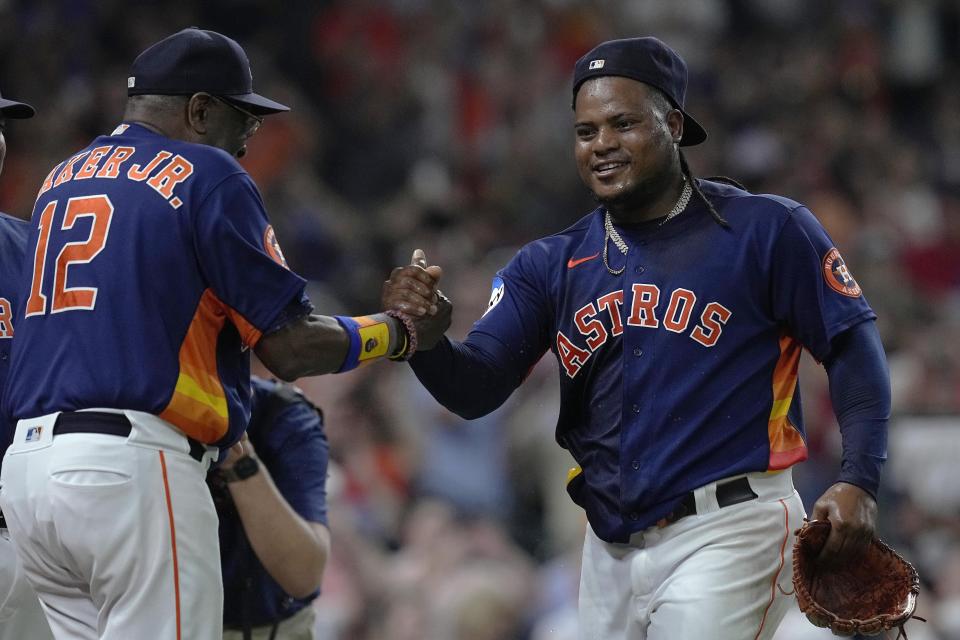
[767,334,808,470]
[224,299,263,350]
[160,289,261,443]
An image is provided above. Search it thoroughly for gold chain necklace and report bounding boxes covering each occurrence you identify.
[602,179,693,276]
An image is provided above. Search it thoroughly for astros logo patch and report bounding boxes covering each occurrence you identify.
[263,225,289,268]
[484,277,505,316]
[822,247,861,297]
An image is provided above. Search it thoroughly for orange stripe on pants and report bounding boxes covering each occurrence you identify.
[159,451,182,640]
[753,499,791,640]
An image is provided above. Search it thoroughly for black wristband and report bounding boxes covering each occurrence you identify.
[219,455,260,483]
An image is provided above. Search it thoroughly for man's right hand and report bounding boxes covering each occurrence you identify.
[221,432,252,468]
[382,249,452,350]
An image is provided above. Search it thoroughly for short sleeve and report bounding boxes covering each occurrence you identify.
[770,206,876,361]
[468,245,552,379]
[263,400,329,526]
[193,174,311,347]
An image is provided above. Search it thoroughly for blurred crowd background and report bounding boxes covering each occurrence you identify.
[1,0,959,638]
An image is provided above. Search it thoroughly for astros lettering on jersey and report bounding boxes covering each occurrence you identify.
[471,179,874,543]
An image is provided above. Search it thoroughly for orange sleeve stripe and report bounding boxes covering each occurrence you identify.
[770,334,801,401]
[159,289,268,443]
[220,300,263,348]
[767,334,808,469]
[159,401,226,445]
[769,446,808,469]
[159,289,230,443]
[175,290,228,397]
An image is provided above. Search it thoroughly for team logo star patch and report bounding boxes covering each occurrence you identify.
[263,225,289,268]
[822,247,861,297]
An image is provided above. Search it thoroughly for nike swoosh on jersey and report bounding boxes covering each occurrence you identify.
[567,253,599,269]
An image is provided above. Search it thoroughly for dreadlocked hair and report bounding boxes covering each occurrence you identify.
[678,152,731,228]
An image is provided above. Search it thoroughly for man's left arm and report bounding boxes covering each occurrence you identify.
[812,319,890,565]
[220,396,330,598]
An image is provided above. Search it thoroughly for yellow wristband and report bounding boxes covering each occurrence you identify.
[354,316,391,363]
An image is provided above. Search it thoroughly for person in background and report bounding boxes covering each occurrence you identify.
[210,376,330,640]
[0,88,53,640]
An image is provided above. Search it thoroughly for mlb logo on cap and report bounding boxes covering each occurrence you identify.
[25,426,43,442]
[572,37,708,146]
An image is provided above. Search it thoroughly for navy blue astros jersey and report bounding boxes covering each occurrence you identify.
[0,212,29,459]
[456,179,874,541]
[4,123,311,448]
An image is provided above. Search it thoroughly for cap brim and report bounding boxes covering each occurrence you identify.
[224,92,289,116]
[679,110,706,146]
[0,98,36,119]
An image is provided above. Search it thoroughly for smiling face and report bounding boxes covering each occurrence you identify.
[574,77,683,221]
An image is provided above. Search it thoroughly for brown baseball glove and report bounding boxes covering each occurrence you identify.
[792,519,922,637]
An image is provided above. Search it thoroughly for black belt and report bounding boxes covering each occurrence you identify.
[662,476,758,526]
[54,411,207,464]
[0,509,6,529]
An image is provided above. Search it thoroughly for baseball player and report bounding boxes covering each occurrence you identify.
[210,376,330,640]
[382,37,890,639]
[0,28,439,640]
[0,90,54,640]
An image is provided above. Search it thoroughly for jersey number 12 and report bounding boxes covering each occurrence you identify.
[25,194,114,316]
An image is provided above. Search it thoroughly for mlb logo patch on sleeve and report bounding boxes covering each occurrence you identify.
[483,276,505,317]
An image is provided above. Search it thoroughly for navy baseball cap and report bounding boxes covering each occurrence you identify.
[572,37,706,146]
[127,27,289,115]
[0,90,35,119]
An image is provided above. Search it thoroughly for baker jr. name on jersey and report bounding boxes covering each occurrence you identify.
[35,124,193,211]
[556,283,732,378]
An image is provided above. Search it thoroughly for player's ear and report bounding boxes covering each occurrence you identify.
[667,109,684,145]
[185,93,214,135]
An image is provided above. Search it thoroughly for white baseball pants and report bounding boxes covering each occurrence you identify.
[0,410,221,640]
[578,470,806,640]
[0,528,53,640]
